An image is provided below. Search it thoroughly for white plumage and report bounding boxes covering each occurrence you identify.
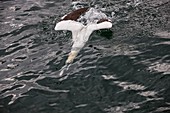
[55,8,112,64]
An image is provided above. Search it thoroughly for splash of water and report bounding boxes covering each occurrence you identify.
[59,63,71,76]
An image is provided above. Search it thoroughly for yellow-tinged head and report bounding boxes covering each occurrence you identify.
[66,51,78,64]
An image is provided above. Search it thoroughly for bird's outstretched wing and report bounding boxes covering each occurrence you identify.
[87,21,112,31]
[55,20,85,43]
[55,20,84,32]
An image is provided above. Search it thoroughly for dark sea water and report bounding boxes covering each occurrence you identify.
[0,0,170,113]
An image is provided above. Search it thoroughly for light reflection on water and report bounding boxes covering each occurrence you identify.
[0,0,170,113]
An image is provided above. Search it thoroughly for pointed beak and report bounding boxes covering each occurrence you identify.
[66,51,78,64]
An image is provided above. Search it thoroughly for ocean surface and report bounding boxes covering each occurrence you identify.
[0,0,170,113]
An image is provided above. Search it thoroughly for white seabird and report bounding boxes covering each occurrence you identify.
[55,7,112,64]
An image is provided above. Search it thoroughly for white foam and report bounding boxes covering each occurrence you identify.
[77,8,109,24]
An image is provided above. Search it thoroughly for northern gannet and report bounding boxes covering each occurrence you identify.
[55,7,112,64]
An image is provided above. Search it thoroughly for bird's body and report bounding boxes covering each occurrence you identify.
[55,7,112,64]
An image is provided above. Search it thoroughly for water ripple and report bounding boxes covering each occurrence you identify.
[0,0,170,113]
